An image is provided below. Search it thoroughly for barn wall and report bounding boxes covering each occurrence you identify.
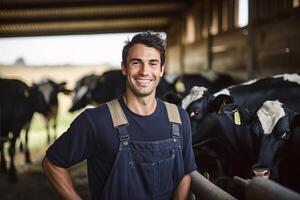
[254,11,300,77]
[166,0,300,80]
[211,28,247,77]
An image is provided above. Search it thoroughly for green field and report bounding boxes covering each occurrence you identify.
[23,109,82,150]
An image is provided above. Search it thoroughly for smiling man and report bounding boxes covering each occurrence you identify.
[42,32,197,200]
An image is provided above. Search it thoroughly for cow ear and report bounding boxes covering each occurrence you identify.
[293,114,300,129]
[208,94,233,113]
[61,88,72,95]
[31,82,37,89]
[164,92,183,106]
[59,81,67,86]
[58,82,71,94]
[97,75,105,83]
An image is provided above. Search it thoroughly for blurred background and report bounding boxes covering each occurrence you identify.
[1,0,300,199]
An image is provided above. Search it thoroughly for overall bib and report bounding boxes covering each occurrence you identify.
[101,99,185,200]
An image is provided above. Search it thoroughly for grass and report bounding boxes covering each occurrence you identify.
[25,109,82,150]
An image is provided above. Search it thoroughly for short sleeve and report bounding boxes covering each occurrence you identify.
[46,110,96,168]
[179,108,198,174]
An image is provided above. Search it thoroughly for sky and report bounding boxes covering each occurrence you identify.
[0,0,248,67]
[0,33,138,66]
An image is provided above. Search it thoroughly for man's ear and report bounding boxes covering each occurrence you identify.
[121,62,126,75]
[160,65,165,77]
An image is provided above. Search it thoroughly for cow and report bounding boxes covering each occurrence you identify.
[69,70,239,112]
[191,99,300,197]
[172,71,239,97]
[191,101,258,180]
[251,101,300,192]
[69,70,125,112]
[182,73,300,122]
[69,70,177,112]
[18,78,71,164]
[190,99,263,199]
[35,78,71,143]
[0,78,50,181]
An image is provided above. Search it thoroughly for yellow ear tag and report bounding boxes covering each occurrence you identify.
[24,90,29,98]
[233,108,241,125]
[175,80,185,93]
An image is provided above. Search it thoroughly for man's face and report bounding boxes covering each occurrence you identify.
[121,43,164,97]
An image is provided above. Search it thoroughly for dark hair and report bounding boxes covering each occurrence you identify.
[122,31,166,67]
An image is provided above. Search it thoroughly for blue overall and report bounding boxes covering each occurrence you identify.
[101,100,185,199]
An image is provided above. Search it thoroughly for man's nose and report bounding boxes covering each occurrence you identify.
[139,63,150,75]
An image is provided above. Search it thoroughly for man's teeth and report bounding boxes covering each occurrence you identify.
[137,79,151,83]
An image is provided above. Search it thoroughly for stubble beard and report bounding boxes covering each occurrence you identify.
[127,79,158,98]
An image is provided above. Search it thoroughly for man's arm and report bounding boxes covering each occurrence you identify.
[173,173,192,200]
[42,157,82,200]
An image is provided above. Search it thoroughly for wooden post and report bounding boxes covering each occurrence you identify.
[205,0,213,70]
[246,0,256,79]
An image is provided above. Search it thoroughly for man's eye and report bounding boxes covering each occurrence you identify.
[131,61,140,66]
[150,62,159,67]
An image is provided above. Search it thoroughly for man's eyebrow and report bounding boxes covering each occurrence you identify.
[149,59,160,63]
[128,58,160,63]
[129,58,142,62]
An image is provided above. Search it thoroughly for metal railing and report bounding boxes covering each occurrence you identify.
[191,171,237,200]
[190,171,300,200]
[241,177,300,200]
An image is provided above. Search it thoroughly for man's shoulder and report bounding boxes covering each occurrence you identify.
[83,103,111,123]
[158,98,188,114]
[157,99,189,123]
[85,103,109,115]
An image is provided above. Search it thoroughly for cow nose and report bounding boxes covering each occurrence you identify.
[252,168,271,179]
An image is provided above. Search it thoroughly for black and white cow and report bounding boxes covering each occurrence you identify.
[19,79,70,164]
[35,78,71,143]
[69,70,175,112]
[251,100,300,192]
[191,101,258,181]
[191,99,300,196]
[69,70,125,112]
[182,73,300,122]
[190,100,262,199]
[172,71,238,96]
[0,78,50,181]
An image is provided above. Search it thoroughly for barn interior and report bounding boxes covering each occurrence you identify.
[1,0,300,199]
[2,0,300,79]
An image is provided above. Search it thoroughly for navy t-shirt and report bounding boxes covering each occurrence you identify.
[46,96,197,199]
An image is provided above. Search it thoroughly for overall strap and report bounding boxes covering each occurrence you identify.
[164,102,182,141]
[107,99,129,144]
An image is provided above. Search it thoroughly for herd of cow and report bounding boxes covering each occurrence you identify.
[1,70,300,198]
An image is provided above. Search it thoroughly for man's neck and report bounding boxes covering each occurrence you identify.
[123,92,157,116]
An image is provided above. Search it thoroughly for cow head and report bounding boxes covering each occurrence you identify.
[37,79,71,103]
[251,100,298,180]
[29,84,51,116]
[192,102,256,180]
[183,86,233,121]
[69,74,101,112]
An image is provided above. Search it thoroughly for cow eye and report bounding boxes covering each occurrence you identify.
[193,109,200,115]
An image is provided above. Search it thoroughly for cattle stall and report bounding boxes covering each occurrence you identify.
[1,0,300,199]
